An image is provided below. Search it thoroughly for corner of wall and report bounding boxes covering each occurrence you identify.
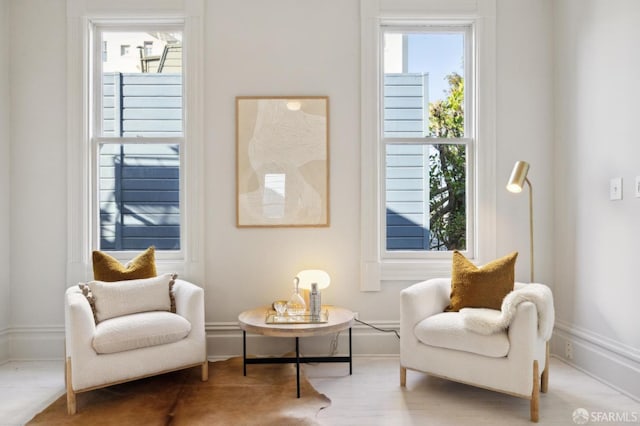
[551,0,640,403]
[552,322,640,401]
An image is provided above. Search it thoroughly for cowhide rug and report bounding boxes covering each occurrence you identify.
[28,356,330,425]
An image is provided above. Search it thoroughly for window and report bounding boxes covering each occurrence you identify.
[93,26,184,252]
[67,0,203,282]
[382,27,472,256]
[360,0,496,290]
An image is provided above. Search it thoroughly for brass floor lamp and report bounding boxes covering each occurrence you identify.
[506,161,534,283]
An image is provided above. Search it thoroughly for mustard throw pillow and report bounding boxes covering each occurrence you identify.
[92,246,157,281]
[446,250,518,312]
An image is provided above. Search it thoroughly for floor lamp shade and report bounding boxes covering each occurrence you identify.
[506,161,530,193]
[506,161,534,283]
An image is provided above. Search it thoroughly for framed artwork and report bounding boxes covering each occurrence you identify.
[236,96,329,227]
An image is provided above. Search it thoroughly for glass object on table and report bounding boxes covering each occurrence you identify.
[286,277,306,316]
[273,300,288,317]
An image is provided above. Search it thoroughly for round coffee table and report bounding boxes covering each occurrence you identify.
[238,305,355,397]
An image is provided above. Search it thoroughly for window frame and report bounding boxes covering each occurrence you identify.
[90,22,185,261]
[380,24,475,260]
[66,0,205,283]
[359,0,497,291]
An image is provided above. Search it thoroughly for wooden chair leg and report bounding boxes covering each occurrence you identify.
[531,360,540,422]
[541,342,550,393]
[400,366,407,387]
[201,360,209,381]
[65,357,77,415]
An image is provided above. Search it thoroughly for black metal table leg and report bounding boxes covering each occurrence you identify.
[295,337,300,398]
[243,330,247,376]
[349,327,352,375]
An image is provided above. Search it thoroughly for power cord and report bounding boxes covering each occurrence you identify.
[323,318,400,356]
[355,318,400,339]
[329,331,340,356]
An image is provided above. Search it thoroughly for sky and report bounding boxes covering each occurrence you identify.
[406,33,464,102]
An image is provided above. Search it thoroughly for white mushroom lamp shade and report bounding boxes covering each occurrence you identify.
[506,161,530,193]
[296,269,331,290]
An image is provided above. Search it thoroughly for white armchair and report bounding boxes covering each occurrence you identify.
[400,278,551,422]
[64,278,208,414]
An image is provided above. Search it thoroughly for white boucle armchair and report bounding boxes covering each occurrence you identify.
[64,278,208,414]
[400,278,550,422]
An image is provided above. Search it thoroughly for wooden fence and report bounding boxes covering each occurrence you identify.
[99,72,181,250]
[384,73,431,250]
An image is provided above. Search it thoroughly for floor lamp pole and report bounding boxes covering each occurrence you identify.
[526,177,534,283]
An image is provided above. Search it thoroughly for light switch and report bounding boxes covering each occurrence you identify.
[610,177,623,201]
[635,176,640,198]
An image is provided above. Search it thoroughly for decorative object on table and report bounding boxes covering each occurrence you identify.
[265,309,329,324]
[310,282,321,319]
[272,300,288,317]
[29,357,330,425]
[236,96,330,227]
[286,277,306,316]
[506,160,535,282]
[295,269,331,311]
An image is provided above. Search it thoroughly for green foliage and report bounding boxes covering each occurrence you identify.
[428,73,466,250]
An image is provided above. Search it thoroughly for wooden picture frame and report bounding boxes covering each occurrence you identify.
[236,96,329,227]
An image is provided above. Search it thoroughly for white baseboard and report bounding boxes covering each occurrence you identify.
[3,321,401,361]
[551,320,640,401]
[7,325,65,361]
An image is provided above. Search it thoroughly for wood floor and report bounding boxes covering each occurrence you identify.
[1,356,638,425]
[305,356,639,425]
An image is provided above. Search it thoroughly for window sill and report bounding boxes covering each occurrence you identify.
[361,258,453,291]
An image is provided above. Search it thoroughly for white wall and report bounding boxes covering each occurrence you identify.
[495,0,554,285]
[9,0,67,358]
[6,0,639,403]
[204,0,363,316]
[7,0,555,360]
[553,0,640,399]
[0,0,11,362]
[203,0,403,356]
[6,0,556,358]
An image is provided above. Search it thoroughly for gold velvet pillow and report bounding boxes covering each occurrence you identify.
[92,246,157,282]
[445,250,518,312]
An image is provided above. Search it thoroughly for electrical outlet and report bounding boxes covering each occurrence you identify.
[635,176,640,198]
[610,177,623,201]
[565,342,573,360]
